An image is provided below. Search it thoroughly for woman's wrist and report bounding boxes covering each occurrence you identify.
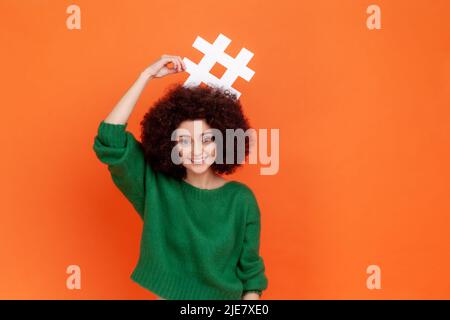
[242,291,261,300]
[139,71,154,82]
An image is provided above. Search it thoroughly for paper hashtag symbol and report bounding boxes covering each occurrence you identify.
[182,33,255,98]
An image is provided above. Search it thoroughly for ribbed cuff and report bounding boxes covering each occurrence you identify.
[242,275,268,295]
[97,120,128,148]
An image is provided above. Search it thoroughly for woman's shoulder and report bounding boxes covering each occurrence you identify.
[227,180,258,203]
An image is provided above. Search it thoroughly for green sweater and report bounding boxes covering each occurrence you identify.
[92,120,268,300]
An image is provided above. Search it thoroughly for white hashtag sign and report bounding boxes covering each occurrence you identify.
[182,33,255,98]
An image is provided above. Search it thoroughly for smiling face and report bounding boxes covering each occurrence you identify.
[175,119,217,174]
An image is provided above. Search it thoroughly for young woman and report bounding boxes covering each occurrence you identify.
[93,54,268,300]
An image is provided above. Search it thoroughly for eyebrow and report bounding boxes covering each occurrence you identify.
[178,131,214,138]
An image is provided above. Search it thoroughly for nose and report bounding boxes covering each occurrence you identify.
[192,139,203,158]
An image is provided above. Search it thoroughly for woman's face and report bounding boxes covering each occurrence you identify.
[175,119,216,174]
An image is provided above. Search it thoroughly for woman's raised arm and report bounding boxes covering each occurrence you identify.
[94,54,187,219]
[104,54,186,125]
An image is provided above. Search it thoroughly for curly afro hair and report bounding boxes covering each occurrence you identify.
[140,82,252,180]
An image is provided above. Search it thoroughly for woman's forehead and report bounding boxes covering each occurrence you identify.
[177,119,211,133]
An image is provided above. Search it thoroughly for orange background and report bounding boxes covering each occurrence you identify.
[1,0,449,299]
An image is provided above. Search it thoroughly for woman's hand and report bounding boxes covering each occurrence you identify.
[242,292,260,300]
[141,54,187,80]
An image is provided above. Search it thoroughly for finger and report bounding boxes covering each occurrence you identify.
[166,57,178,71]
[175,56,184,71]
[177,56,186,71]
[173,58,181,72]
[164,55,181,72]
[159,56,174,69]
[173,56,184,71]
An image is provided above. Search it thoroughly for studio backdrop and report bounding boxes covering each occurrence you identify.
[1,0,449,299]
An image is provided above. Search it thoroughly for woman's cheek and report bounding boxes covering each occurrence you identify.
[178,145,191,164]
[205,143,216,165]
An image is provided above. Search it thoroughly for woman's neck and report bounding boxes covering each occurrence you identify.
[183,169,226,190]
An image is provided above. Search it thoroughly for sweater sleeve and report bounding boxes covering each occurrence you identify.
[237,190,269,296]
[92,120,148,220]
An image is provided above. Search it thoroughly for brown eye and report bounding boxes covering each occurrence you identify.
[203,135,214,143]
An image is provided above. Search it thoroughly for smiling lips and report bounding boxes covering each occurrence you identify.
[191,156,208,164]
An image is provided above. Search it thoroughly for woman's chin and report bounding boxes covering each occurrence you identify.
[184,163,212,174]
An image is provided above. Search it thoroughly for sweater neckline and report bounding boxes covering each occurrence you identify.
[180,179,235,200]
